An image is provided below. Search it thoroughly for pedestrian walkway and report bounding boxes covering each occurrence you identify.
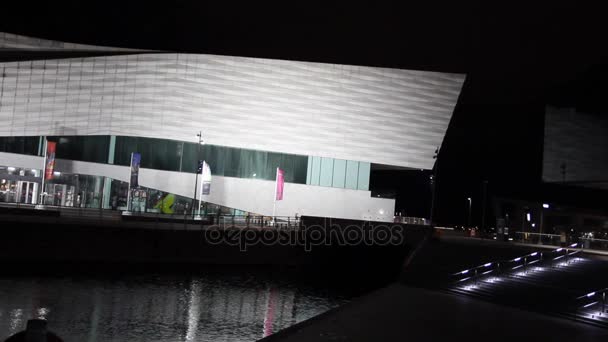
[261,235,608,341]
[260,284,606,341]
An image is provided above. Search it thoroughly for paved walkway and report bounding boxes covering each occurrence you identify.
[260,283,606,341]
[262,235,608,341]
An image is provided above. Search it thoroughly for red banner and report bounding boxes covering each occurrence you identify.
[275,168,284,201]
[44,141,56,180]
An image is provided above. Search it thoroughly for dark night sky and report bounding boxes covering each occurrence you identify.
[1,2,607,224]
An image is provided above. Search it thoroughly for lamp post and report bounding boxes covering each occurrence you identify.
[429,147,439,226]
[192,131,204,219]
[522,206,531,241]
[539,203,549,244]
[467,197,472,227]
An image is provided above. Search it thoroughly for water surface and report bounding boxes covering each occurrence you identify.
[0,269,354,341]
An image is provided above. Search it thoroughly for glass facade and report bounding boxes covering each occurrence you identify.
[306,156,370,191]
[0,163,246,216]
[0,135,370,191]
[114,136,308,184]
[0,136,39,156]
[0,165,40,204]
[48,135,111,164]
[42,173,105,207]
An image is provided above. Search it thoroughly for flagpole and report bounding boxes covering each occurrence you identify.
[272,166,278,225]
[126,152,133,212]
[39,137,47,205]
[197,161,204,218]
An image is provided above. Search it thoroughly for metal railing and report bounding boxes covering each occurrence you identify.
[580,237,608,251]
[513,232,562,246]
[577,288,608,318]
[393,216,429,225]
[1,202,303,231]
[452,243,581,285]
[513,232,608,252]
[217,215,301,229]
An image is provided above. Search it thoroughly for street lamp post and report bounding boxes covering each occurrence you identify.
[539,203,549,244]
[429,147,439,226]
[192,131,204,219]
[467,197,472,227]
[522,206,531,240]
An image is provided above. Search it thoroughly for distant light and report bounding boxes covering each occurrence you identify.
[53,171,61,176]
[508,238,513,241]
[531,223,536,228]
[543,203,550,209]
[587,292,596,297]
[513,257,521,262]
[461,270,469,274]
[7,167,15,171]
[556,248,563,252]
[31,169,37,172]
[379,209,385,215]
[570,243,578,248]
[484,262,492,267]
[467,197,471,201]
[526,213,531,222]
[252,173,256,177]
[530,252,538,256]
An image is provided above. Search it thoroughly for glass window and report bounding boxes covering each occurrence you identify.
[114,136,138,166]
[309,156,321,186]
[206,145,225,176]
[81,136,309,184]
[181,141,204,173]
[115,136,181,171]
[0,136,40,156]
[319,157,334,187]
[266,152,282,181]
[345,160,359,190]
[357,162,371,191]
[48,135,110,164]
[332,159,347,188]
[292,155,308,184]
[223,147,240,178]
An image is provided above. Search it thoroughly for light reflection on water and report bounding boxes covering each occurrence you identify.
[0,272,350,341]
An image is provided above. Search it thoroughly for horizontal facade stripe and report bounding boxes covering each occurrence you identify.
[0,51,465,169]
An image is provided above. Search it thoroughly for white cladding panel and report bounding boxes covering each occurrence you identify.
[0,53,464,169]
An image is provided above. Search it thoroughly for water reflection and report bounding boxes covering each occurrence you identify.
[0,272,349,341]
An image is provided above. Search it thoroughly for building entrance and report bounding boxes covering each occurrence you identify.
[16,181,37,204]
[0,179,39,204]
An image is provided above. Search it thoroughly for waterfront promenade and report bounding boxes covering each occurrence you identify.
[262,234,608,341]
[260,283,606,341]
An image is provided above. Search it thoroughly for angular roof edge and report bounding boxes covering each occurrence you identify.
[0,32,155,53]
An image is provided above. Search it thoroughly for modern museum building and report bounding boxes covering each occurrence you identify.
[0,32,465,222]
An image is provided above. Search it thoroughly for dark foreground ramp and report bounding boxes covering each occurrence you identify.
[259,283,606,341]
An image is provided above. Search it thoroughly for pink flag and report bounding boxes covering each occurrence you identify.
[275,168,284,201]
